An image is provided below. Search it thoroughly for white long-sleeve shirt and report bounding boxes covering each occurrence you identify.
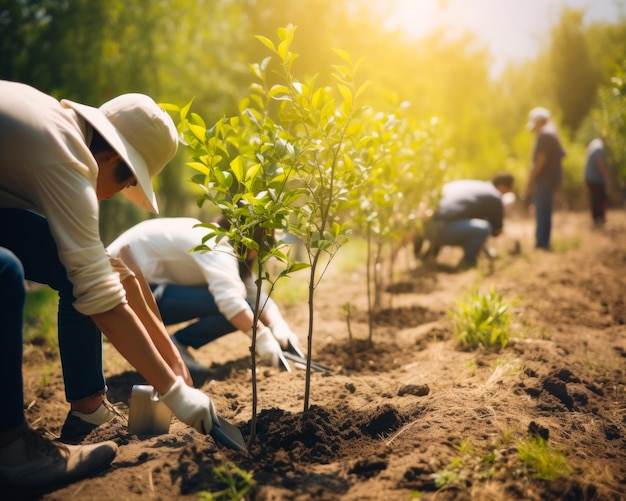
[107,217,278,321]
[0,81,125,315]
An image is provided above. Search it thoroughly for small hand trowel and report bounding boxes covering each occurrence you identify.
[207,403,248,452]
[129,384,247,452]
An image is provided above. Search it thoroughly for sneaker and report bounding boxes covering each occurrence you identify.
[60,400,127,444]
[172,337,211,373]
[0,427,116,494]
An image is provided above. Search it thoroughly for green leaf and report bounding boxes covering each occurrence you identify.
[245,163,261,183]
[189,123,207,142]
[230,156,245,183]
[180,98,195,120]
[158,102,180,112]
[355,80,371,99]
[332,47,352,65]
[268,84,291,100]
[255,35,276,52]
[287,262,310,273]
[187,161,210,175]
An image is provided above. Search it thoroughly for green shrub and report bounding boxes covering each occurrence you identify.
[450,286,511,349]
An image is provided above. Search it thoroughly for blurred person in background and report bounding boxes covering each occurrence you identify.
[524,107,566,250]
[584,137,612,227]
[415,172,515,271]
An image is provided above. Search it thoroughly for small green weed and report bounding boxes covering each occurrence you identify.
[433,468,462,489]
[516,436,572,480]
[450,286,512,349]
[499,429,515,445]
[198,462,255,501]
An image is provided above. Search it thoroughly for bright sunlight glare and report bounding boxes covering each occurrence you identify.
[368,0,623,76]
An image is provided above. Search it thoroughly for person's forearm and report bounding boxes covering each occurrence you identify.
[121,273,192,385]
[260,307,282,327]
[91,303,176,395]
[230,308,262,334]
[116,245,192,384]
[525,153,547,197]
[118,245,162,320]
[528,159,546,185]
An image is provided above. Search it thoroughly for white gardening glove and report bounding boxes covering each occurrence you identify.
[269,319,301,352]
[159,376,218,434]
[255,326,282,367]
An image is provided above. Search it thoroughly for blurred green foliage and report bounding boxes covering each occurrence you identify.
[2,0,626,240]
[23,286,58,352]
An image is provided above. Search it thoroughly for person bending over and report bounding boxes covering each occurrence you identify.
[0,81,223,492]
[418,172,515,270]
[107,216,302,372]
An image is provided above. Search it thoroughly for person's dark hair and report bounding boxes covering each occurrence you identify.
[113,161,133,183]
[89,128,112,154]
[89,128,133,183]
[215,215,276,279]
[492,172,515,191]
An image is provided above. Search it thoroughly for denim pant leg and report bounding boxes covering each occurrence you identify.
[533,182,554,249]
[0,209,106,402]
[586,181,607,224]
[155,284,237,349]
[434,218,492,266]
[0,247,27,431]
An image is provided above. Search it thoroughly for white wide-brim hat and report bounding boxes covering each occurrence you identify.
[62,94,178,213]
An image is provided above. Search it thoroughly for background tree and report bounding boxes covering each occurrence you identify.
[3,1,626,229]
[548,8,599,138]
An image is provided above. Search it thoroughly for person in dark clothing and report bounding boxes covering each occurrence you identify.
[524,107,566,250]
[418,172,515,270]
[584,138,612,227]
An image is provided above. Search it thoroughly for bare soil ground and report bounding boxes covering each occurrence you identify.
[17,210,626,501]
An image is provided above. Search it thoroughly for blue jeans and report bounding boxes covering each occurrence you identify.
[429,218,492,266]
[533,180,555,249]
[586,181,607,225]
[0,209,106,404]
[153,284,239,349]
[0,247,27,432]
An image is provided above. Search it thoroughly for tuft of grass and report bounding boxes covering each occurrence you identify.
[40,371,50,388]
[198,462,255,501]
[464,359,477,377]
[432,468,462,489]
[450,286,512,349]
[500,429,515,444]
[516,436,572,480]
